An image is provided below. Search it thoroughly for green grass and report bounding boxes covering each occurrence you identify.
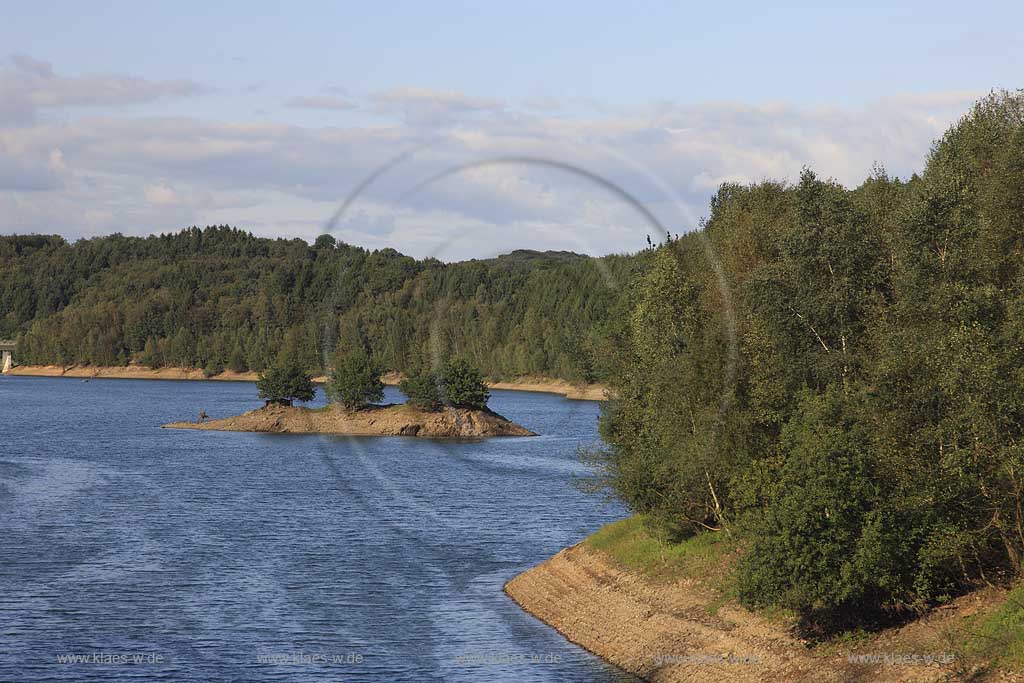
[962,583,1024,670]
[583,515,736,592]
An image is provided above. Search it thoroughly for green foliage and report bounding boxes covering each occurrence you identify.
[399,368,443,410]
[227,343,247,373]
[327,348,384,410]
[438,357,489,410]
[398,358,490,410]
[138,337,163,368]
[256,356,316,405]
[203,357,224,378]
[594,90,1024,631]
[0,228,637,383]
[737,388,907,628]
[595,241,744,535]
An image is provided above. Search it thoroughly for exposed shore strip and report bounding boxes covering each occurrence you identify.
[504,543,976,683]
[5,365,607,401]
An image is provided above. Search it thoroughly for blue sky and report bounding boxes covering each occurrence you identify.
[0,1,1020,258]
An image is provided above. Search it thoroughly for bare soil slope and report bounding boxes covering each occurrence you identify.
[163,403,536,438]
[505,544,1014,683]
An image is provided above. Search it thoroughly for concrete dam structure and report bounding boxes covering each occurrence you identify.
[0,340,14,374]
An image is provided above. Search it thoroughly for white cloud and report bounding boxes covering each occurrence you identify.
[0,132,70,190]
[0,57,985,259]
[0,53,210,124]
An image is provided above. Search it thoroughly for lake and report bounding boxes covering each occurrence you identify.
[0,375,636,682]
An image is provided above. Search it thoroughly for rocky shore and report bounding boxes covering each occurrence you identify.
[163,402,537,438]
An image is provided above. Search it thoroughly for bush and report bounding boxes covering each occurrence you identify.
[256,356,316,406]
[327,349,384,410]
[439,357,489,410]
[736,388,907,632]
[399,368,443,410]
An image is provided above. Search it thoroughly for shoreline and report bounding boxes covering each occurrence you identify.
[504,532,1006,683]
[505,543,822,683]
[4,365,608,401]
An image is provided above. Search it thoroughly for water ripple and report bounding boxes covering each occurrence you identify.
[0,376,636,682]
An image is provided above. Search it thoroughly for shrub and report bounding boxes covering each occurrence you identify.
[736,388,907,632]
[439,357,489,409]
[327,349,384,410]
[399,368,443,410]
[256,356,316,406]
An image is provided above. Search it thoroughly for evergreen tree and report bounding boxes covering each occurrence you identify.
[439,357,489,410]
[327,348,384,410]
[399,367,443,410]
[256,355,316,406]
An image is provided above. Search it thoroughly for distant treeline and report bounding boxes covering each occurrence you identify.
[595,91,1024,630]
[0,229,645,382]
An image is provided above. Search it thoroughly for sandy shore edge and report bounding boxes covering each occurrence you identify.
[503,543,981,683]
[5,365,608,401]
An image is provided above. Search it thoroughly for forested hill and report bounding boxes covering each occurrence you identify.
[0,229,646,381]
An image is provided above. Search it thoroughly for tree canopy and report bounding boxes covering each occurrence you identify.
[256,356,316,406]
[438,357,490,410]
[594,90,1024,631]
[0,231,643,384]
[327,348,384,410]
[399,367,443,410]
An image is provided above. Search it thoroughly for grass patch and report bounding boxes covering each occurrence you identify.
[962,583,1024,670]
[583,515,736,592]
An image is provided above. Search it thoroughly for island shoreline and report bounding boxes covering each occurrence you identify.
[163,402,537,438]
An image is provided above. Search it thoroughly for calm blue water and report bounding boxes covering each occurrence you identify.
[0,376,634,682]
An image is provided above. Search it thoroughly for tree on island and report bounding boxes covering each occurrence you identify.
[440,357,490,410]
[328,348,384,410]
[399,358,489,411]
[399,367,443,410]
[256,355,316,406]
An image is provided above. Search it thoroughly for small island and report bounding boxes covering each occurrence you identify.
[164,402,535,437]
[163,352,536,438]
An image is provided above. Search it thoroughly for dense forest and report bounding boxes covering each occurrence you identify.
[595,91,1024,631]
[0,230,644,382]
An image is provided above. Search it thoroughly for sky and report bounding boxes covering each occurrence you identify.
[0,1,1021,260]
